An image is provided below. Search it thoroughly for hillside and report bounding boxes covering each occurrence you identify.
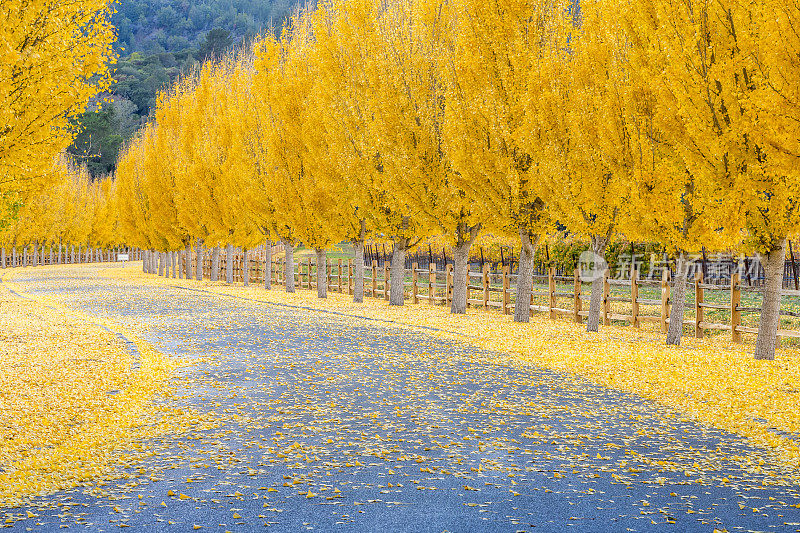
[112,0,293,55]
[69,0,293,177]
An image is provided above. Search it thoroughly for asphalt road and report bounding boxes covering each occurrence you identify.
[3,265,800,532]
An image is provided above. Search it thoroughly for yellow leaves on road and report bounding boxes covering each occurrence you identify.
[118,265,800,474]
[0,271,174,506]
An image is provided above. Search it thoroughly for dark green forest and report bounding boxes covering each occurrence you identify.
[69,0,293,177]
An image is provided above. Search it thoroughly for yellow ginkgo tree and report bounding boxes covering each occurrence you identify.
[0,0,115,223]
[620,0,800,359]
[443,0,563,321]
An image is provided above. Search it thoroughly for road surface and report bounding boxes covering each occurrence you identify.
[3,265,799,532]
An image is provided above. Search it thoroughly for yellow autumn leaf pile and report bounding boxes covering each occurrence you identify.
[0,269,175,507]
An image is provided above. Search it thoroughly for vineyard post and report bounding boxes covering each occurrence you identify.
[502,265,510,315]
[429,264,435,305]
[661,270,670,333]
[348,258,353,295]
[372,259,378,298]
[731,272,742,343]
[445,264,453,306]
[338,259,343,293]
[412,262,419,304]
[695,272,704,339]
[326,261,332,289]
[482,263,490,309]
[549,267,556,320]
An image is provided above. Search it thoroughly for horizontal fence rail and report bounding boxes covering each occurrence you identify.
[140,247,800,344]
[0,245,141,268]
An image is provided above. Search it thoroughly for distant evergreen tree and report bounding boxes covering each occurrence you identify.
[199,29,234,60]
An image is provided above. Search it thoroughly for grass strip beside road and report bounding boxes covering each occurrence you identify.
[110,265,800,481]
[0,268,174,508]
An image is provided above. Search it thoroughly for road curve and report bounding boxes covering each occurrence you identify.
[3,264,799,532]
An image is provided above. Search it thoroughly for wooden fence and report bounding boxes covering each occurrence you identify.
[168,251,800,343]
[0,246,140,268]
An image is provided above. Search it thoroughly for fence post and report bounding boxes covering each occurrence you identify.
[661,270,670,334]
[482,263,490,309]
[384,262,390,301]
[573,268,582,323]
[502,265,510,315]
[631,268,640,328]
[731,272,741,343]
[549,267,556,319]
[372,260,378,298]
[337,259,343,293]
[326,260,332,289]
[445,264,453,306]
[466,267,471,308]
[429,264,435,305]
[412,262,419,304]
[695,272,704,338]
[348,259,353,295]
[603,270,610,326]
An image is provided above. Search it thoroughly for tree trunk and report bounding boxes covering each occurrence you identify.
[264,240,273,290]
[283,239,295,292]
[58,241,62,264]
[353,240,365,303]
[243,248,250,286]
[389,241,407,306]
[33,241,38,267]
[158,251,164,276]
[49,244,53,266]
[586,234,610,333]
[226,243,234,284]
[451,242,471,314]
[196,240,204,281]
[755,239,787,360]
[171,251,177,278]
[315,248,327,298]
[211,245,220,281]
[185,243,192,280]
[666,251,689,345]
[450,223,481,314]
[12,246,17,268]
[1,248,5,268]
[178,251,184,279]
[513,229,539,323]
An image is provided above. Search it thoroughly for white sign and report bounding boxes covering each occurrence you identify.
[118,254,129,262]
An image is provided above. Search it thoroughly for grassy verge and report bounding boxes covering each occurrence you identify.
[0,267,174,507]
[111,264,800,481]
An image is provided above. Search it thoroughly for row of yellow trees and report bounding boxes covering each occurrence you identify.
[113,0,800,360]
[0,157,120,262]
[1,0,115,223]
